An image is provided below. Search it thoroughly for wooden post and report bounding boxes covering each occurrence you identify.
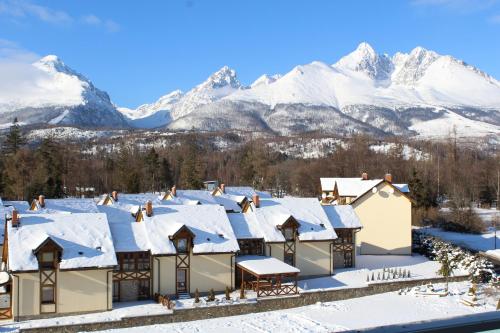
[256,276,260,297]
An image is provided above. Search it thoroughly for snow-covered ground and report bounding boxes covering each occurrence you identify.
[422,208,500,253]
[91,282,499,333]
[0,301,170,331]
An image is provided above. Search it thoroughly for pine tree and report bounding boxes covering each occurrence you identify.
[2,118,26,155]
[179,136,203,189]
[144,148,160,192]
[160,157,173,190]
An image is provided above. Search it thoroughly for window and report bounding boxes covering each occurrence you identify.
[122,253,135,271]
[176,238,187,253]
[137,253,150,270]
[40,251,56,269]
[283,227,294,241]
[41,286,55,304]
[238,239,264,255]
[138,280,150,299]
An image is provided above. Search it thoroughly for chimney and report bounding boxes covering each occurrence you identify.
[111,191,118,202]
[384,173,392,183]
[252,194,260,208]
[11,209,19,227]
[38,195,45,208]
[361,172,368,180]
[171,185,177,197]
[220,183,225,193]
[145,200,153,217]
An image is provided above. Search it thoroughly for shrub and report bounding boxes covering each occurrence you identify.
[225,286,231,300]
[194,288,200,303]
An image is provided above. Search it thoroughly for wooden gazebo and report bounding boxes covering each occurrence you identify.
[236,255,300,297]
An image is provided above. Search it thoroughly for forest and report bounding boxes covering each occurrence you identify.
[0,121,498,228]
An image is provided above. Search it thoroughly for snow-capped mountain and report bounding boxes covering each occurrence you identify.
[161,43,500,138]
[0,55,127,128]
[118,90,183,128]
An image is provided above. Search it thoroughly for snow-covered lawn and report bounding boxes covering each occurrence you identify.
[299,254,466,292]
[91,282,499,333]
[0,301,170,331]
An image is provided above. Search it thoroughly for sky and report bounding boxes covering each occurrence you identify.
[0,0,500,108]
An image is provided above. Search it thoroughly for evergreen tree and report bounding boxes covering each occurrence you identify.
[35,138,64,198]
[179,136,203,189]
[160,157,173,189]
[3,118,26,155]
[144,148,160,192]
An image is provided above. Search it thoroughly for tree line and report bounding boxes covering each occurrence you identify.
[0,121,498,223]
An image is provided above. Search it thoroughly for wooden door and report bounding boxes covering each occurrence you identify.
[176,269,187,293]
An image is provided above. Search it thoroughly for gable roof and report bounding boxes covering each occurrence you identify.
[29,198,100,214]
[162,190,219,206]
[321,177,383,197]
[7,213,117,272]
[219,186,272,200]
[142,205,239,255]
[227,212,264,239]
[350,180,414,205]
[322,205,362,229]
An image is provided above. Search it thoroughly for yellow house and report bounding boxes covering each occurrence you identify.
[320,174,412,255]
[2,212,117,320]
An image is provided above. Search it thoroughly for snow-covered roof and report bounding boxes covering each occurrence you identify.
[322,205,362,229]
[251,198,337,242]
[223,187,272,199]
[7,213,117,272]
[227,213,264,239]
[163,190,219,206]
[321,178,382,197]
[30,198,99,214]
[277,197,337,241]
[236,255,300,275]
[143,205,239,255]
[213,195,242,212]
[393,184,410,193]
[98,204,150,253]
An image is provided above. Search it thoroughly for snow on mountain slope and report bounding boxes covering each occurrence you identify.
[118,90,183,128]
[250,74,282,87]
[0,55,128,128]
[169,66,243,120]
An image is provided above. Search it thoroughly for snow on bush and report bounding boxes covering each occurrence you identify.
[414,231,496,283]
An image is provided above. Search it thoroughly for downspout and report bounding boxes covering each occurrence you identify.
[12,274,19,322]
[230,253,236,290]
[329,242,334,275]
[154,257,161,294]
[106,270,113,310]
[353,228,361,267]
[267,244,272,257]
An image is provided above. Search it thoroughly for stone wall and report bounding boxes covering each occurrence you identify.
[20,275,469,333]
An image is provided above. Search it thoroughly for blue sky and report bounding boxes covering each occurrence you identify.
[1,0,500,108]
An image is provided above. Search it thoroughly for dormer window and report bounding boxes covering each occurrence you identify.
[40,251,56,269]
[283,227,294,241]
[176,238,188,253]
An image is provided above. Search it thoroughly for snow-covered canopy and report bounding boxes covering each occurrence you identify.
[30,198,99,214]
[143,205,239,255]
[7,213,117,272]
[236,255,300,275]
[322,205,362,229]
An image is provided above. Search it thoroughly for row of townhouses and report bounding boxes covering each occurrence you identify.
[0,173,412,320]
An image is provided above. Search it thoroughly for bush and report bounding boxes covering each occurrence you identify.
[438,206,484,234]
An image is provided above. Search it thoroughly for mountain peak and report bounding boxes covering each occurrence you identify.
[334,42,393,80]
[205,66,241,89]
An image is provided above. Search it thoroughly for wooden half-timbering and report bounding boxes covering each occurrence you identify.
[332,228,356,268]
[278,216,300,267]
[34,237,62,314]
[113,252,151,302]
[170,225,195,296]
[238,265,298,298]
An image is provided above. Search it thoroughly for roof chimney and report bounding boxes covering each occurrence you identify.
[11,209,19,227]
[171,185,177,197]
[220,183,225,193]
[145,200,153,217]
[111,191,118,202]
[384,173,392,183]
[252,194,260,208]
[361,172,368,180]
[38,195,45,208]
